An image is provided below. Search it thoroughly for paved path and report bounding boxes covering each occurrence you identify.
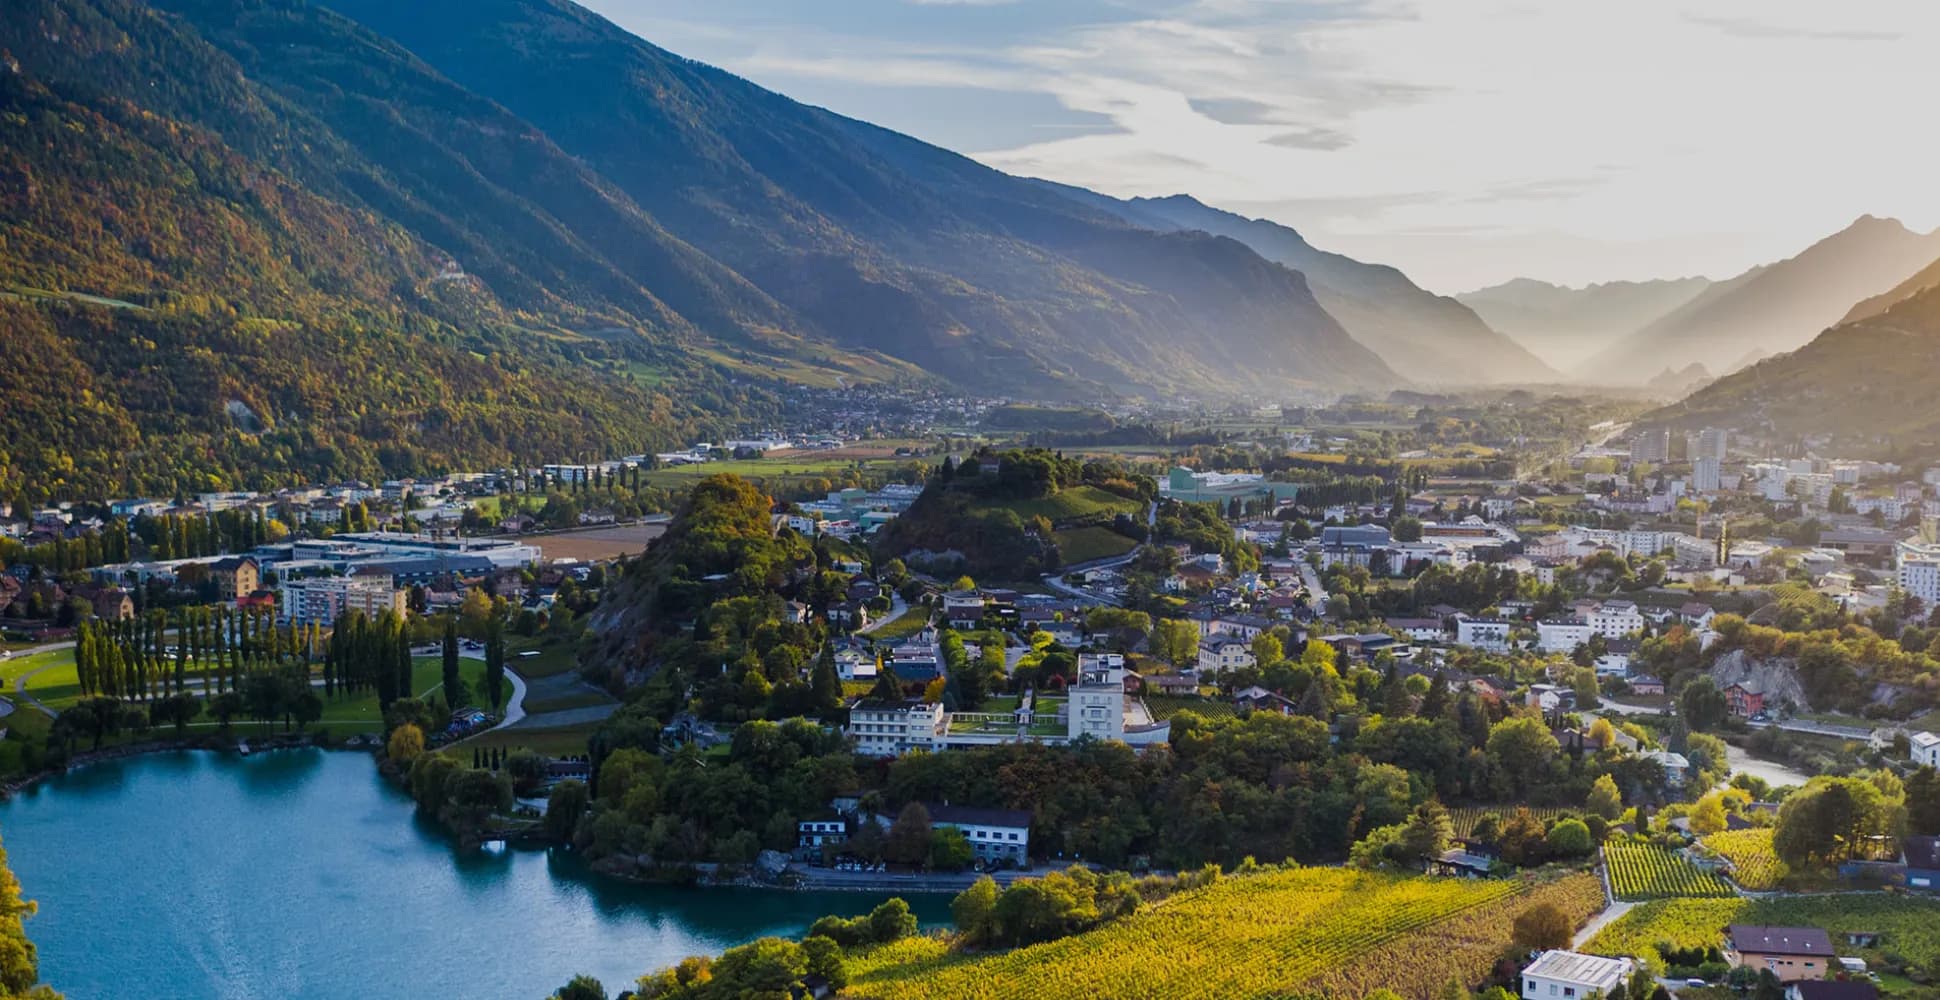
[10,641,76,718]
[1040,549,1143,607]
[855,592,910,636]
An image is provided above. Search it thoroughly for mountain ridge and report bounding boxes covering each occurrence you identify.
[1456,274,1712,370]
[1578,215,1940,383]
[1033,186,1556,385]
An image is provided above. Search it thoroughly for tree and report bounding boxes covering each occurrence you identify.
[1773,775,1896,867]
[886,803,933,867]
[867,898,917,944]
[952,876,1000,945]
[1250,633,1284,670]
[441,618,463,710]
[1690,792,1728,836]
[929,827,974,871]
[1512,901,1573,951]
[387,723,426,766]
[1399,800,1454,867]
[798,934,847,990]
[0,832,61,999]
[1907,767,1940,836]
[1154,619,1200,670]
[1486,716,1561,794]
[484,615,506,712]
[548,975,605,1000]
[1586,774,1624,821]
[546,780,589,844]
[1678,678,1728,732]
[1545,818,1594,857]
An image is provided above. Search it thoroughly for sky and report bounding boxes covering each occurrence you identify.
[579,0,1940,294]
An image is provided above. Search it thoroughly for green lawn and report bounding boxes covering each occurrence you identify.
[445,723,597,758]
[506,639,580,679]
[1054,525,1138,564]
[520,689,615,715]
[867,607,933,642]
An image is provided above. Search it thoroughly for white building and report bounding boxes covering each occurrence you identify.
[1913,731,1940,769]
[1197,636,1256,674]
[1523,950,1633,1000]
[927,804,1031,865]
[1536,619,1593,654]
[845,699,945,756]
[1896,537,1940,607]
[1069,654,1130,741]
[279,572,406,627]
[1588,600,1645,639]
[1455,617,1512,651]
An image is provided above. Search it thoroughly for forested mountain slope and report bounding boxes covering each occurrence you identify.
[1644,281,1940,455]
[1043,189,1557,385]
[313,0,1398,397]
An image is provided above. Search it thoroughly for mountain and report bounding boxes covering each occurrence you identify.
[1579,216,1940,383]
[308,0,1395,397]
[0,0,1408,498]
[1842,252,1940,324]
[1643,279,1940,455]
[1456,276,1711,370]
[1041,188,1555,385]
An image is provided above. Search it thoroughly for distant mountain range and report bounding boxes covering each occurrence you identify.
[1575,216,1940,384]
[1643,274,1940,456]
[1046,189,1557,384]
[1457,276,1712,370]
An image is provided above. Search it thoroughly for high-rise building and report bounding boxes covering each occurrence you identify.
[1684,427,1728,462]
[1630,429,1670,464]
[1693,456,1721,493]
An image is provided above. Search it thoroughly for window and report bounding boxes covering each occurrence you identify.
[1564,989,1574,998]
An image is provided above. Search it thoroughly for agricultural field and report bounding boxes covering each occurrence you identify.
[997,486,1145,525]
[1053,525,1138,565]
[1142,695,1230,720]
[1604,842,1735,901]
[515,521,666,562]
[1700,830,1788,891]
[843,868,1594,1000]
[1586,895,1940,975]
[1445,806,1572,839]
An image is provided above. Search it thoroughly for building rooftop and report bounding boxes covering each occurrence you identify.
[1522,950,1629,988]
[926,803,1033,830]
[1728,925,1834,957]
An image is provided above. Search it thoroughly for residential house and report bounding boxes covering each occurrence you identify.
[1629,675,1666,696]
[1724,680,1768,718]
[1588,600,1645,639]
[1521,950,1632,1000]
[1455,617,1512,651]
[797,818,849,849]
[90,589,134,622]
[1679,602,1717,628]
[1232,685,1298,716]
[941,591,986,629]
[1644,750,1691,788]
[1726,925,1835,983]
[1197,636,1256,674]
[927,804,1031,865]
[845,699,945,756]
[208,556,260,601]
[1912,731,1940,769]
[1386,617,1446,643]
[1536,619,1593,654]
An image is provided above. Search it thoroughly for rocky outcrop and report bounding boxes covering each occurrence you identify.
[1708,649,1810,711]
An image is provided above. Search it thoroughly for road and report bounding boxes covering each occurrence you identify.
[8,640,76,718]
[1297,560,1327,617]
[1041,548,1141,607]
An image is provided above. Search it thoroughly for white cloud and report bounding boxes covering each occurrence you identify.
[589,0,1940,290]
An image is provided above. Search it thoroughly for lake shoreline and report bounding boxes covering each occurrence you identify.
[0,731,371,800]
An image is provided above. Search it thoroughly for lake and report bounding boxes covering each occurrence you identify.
[0,750,944,1000]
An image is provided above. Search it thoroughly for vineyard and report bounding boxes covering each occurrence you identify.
[1604,842,1734,901]
[1445,807,1572,838]
[1586,895,1940,974]
[843,870,1601,1000]
[1701,830,1788,891]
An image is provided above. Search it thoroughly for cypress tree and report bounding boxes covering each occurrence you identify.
[441,619,462,710]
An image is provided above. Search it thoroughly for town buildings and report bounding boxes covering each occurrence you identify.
[278,572,407,627]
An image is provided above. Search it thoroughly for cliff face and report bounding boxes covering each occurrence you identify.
[1707,649,1809,712]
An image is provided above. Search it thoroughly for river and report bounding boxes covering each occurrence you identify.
[1724,741,1815,789]
[0,750,945,1000]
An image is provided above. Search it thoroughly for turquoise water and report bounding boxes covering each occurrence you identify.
[0,750,943,999]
